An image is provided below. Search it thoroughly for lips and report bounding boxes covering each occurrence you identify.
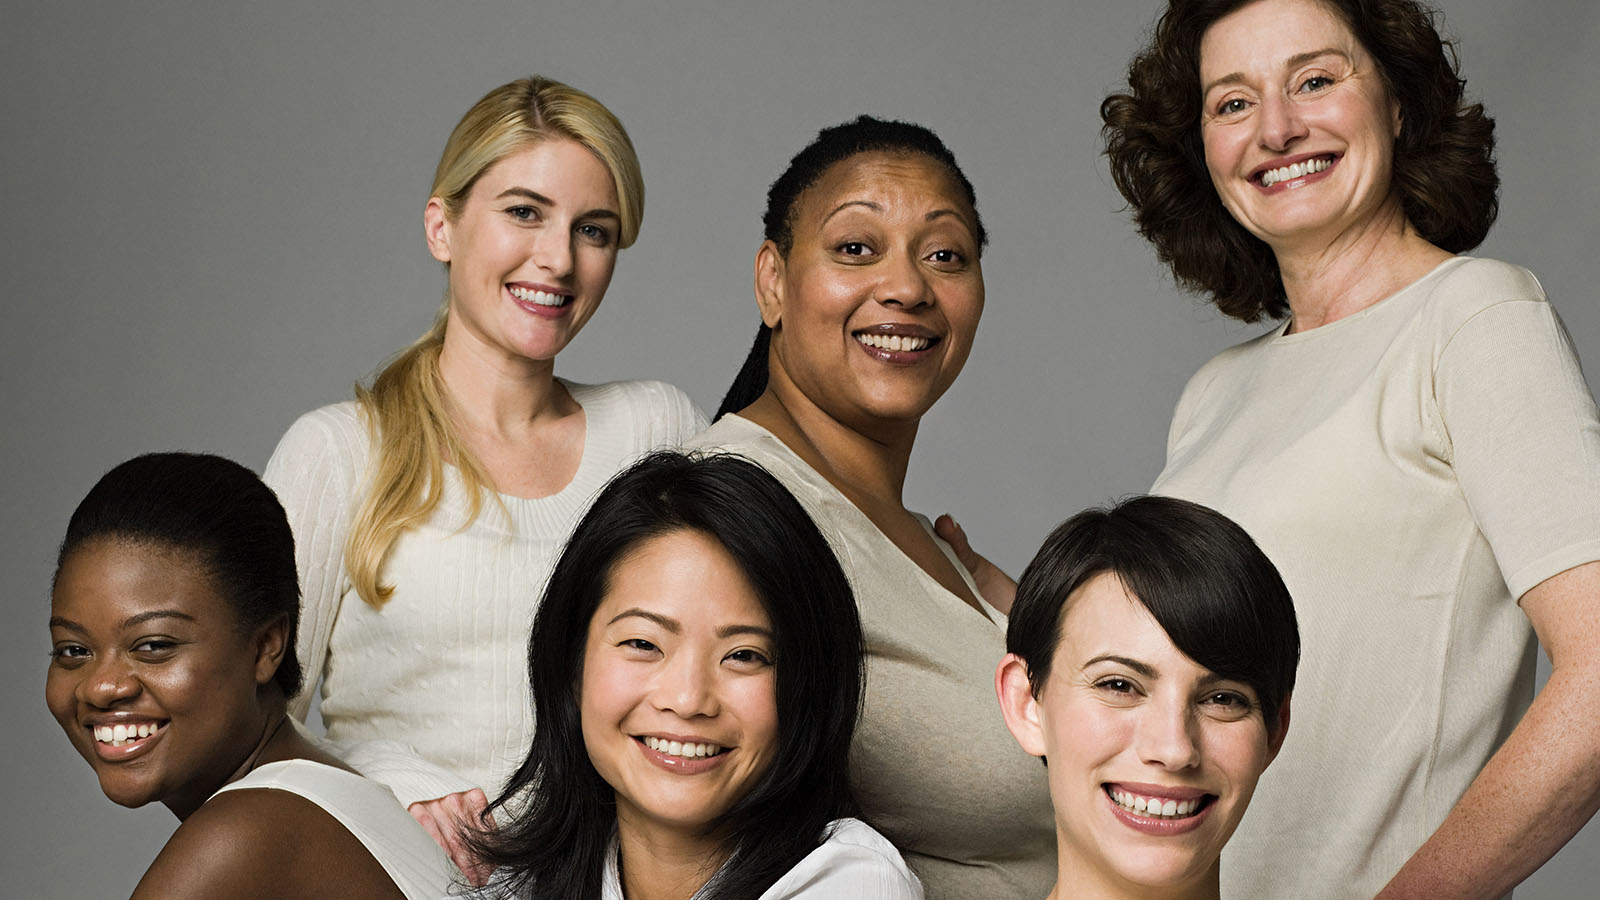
[1103,782,1216,836]
[507,282,573,318]
[852,322,942,362]
[633,734,732,774]
[86,717,168,761]
[1250,152,1340,189]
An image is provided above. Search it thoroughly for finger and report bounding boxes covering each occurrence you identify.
[934,514,978,567]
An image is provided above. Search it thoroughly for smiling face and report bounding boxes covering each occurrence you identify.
[757,150,984,433]
[1199,0,1401,253]
[999,572,1279,896]
[579,529,780,845]
[425,138,622,367]
[46,539,282,819]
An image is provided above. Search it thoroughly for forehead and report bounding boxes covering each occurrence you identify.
[594,530,771,630]
[1199,0,1363,79]
[472,138,618,205]
[795,151,971,223]
[1053,572,1185,668]
[52,539,225,626]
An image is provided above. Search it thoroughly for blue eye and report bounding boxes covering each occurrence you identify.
[1299,75,1334,93]
[506,206,538,221]
[576,223,613,245]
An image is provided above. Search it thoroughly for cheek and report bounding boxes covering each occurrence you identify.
[1044,702,1129,771]
[728,675,779,758]
[577,248,618,296]
[44,671,77,730]
[1203,725,1271,790]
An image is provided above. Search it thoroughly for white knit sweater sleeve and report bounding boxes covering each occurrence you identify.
[263,403,477,805]
[263,403,365,724]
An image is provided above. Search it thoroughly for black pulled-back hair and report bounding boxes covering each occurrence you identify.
[1008,496,1299,736]
[715,115,986,420]
[478,451,864,900]
[54,452,304,697]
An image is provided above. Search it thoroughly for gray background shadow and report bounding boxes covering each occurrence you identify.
[5,1,1596,895]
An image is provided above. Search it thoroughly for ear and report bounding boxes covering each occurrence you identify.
[424,197,453,263]
[253,616,290,687]
[995,653,1048,758]
[1266,694,1292,763]
[753,240,786,329]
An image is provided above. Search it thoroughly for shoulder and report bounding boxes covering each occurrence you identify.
[132,786,398,900]
[1418,256,1550,333]
[568,379,707,443]
[766,818,922,899]
[266,402,369,472]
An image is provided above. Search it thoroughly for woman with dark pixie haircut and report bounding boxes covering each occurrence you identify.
[46,453,454,900]
[1103,1,1600,897]
[689,116,1055,899]
[997,496,1298,900]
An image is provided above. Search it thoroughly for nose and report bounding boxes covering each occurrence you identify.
[874,249,933,310]
[81,654,140,708]
[1134,697,1202,771]
[652,654,719,719]
[1257,91,1309,152]
[530,226,576,280]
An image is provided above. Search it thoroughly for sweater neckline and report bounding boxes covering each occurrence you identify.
[1271,255,1469,345]
[437,379,633,535]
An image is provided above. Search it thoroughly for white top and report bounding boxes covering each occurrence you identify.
[1153,257,1600,899]
[264,379,705,805]
[211,757,459,900]
[685,417,1056,900]
[601,819,922,900]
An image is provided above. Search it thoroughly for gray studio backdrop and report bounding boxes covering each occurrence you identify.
[6,1,1597,895]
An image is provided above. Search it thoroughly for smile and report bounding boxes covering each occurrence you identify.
[1256,154,1337,187]
[1107,785,1212,820]
[641,736,725,759]
[855,332,932,353]
[93,721,165,747]
[508,285,571,307]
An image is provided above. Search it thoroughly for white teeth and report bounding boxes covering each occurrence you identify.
[855,332,932,353]
[94,723,161,746]
[1111,788,1202,819]
[508,285,569,307]
[1260,156,1332,187]
[643,736,724,759]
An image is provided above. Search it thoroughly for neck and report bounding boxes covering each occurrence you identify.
[740,369,918,507]
[1272,198,1452,333]
[615,811,729,900]
[436,310,572,438]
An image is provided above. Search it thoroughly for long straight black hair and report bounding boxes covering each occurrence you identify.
[715,115,987,421]
[476,451,864,899]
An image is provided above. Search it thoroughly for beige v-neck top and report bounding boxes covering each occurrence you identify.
[687,415,1055,900]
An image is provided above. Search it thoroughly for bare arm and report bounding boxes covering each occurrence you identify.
[1374,560,1600,900]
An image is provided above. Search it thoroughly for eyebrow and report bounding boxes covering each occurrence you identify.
[606,609,771,640]
[1202,47,1350,95]
[48,609,198,632]
[820,200,974,233]
[1084,654,1158,678]
[494,187,620,221]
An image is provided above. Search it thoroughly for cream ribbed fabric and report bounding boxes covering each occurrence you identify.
[265,379,705,805]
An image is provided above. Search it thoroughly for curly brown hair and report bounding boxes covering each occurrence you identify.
[1102,0,1498,322]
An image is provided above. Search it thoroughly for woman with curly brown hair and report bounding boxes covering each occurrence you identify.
[1103,1,1600,898]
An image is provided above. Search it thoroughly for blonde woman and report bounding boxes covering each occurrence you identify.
[264,77,704,882]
